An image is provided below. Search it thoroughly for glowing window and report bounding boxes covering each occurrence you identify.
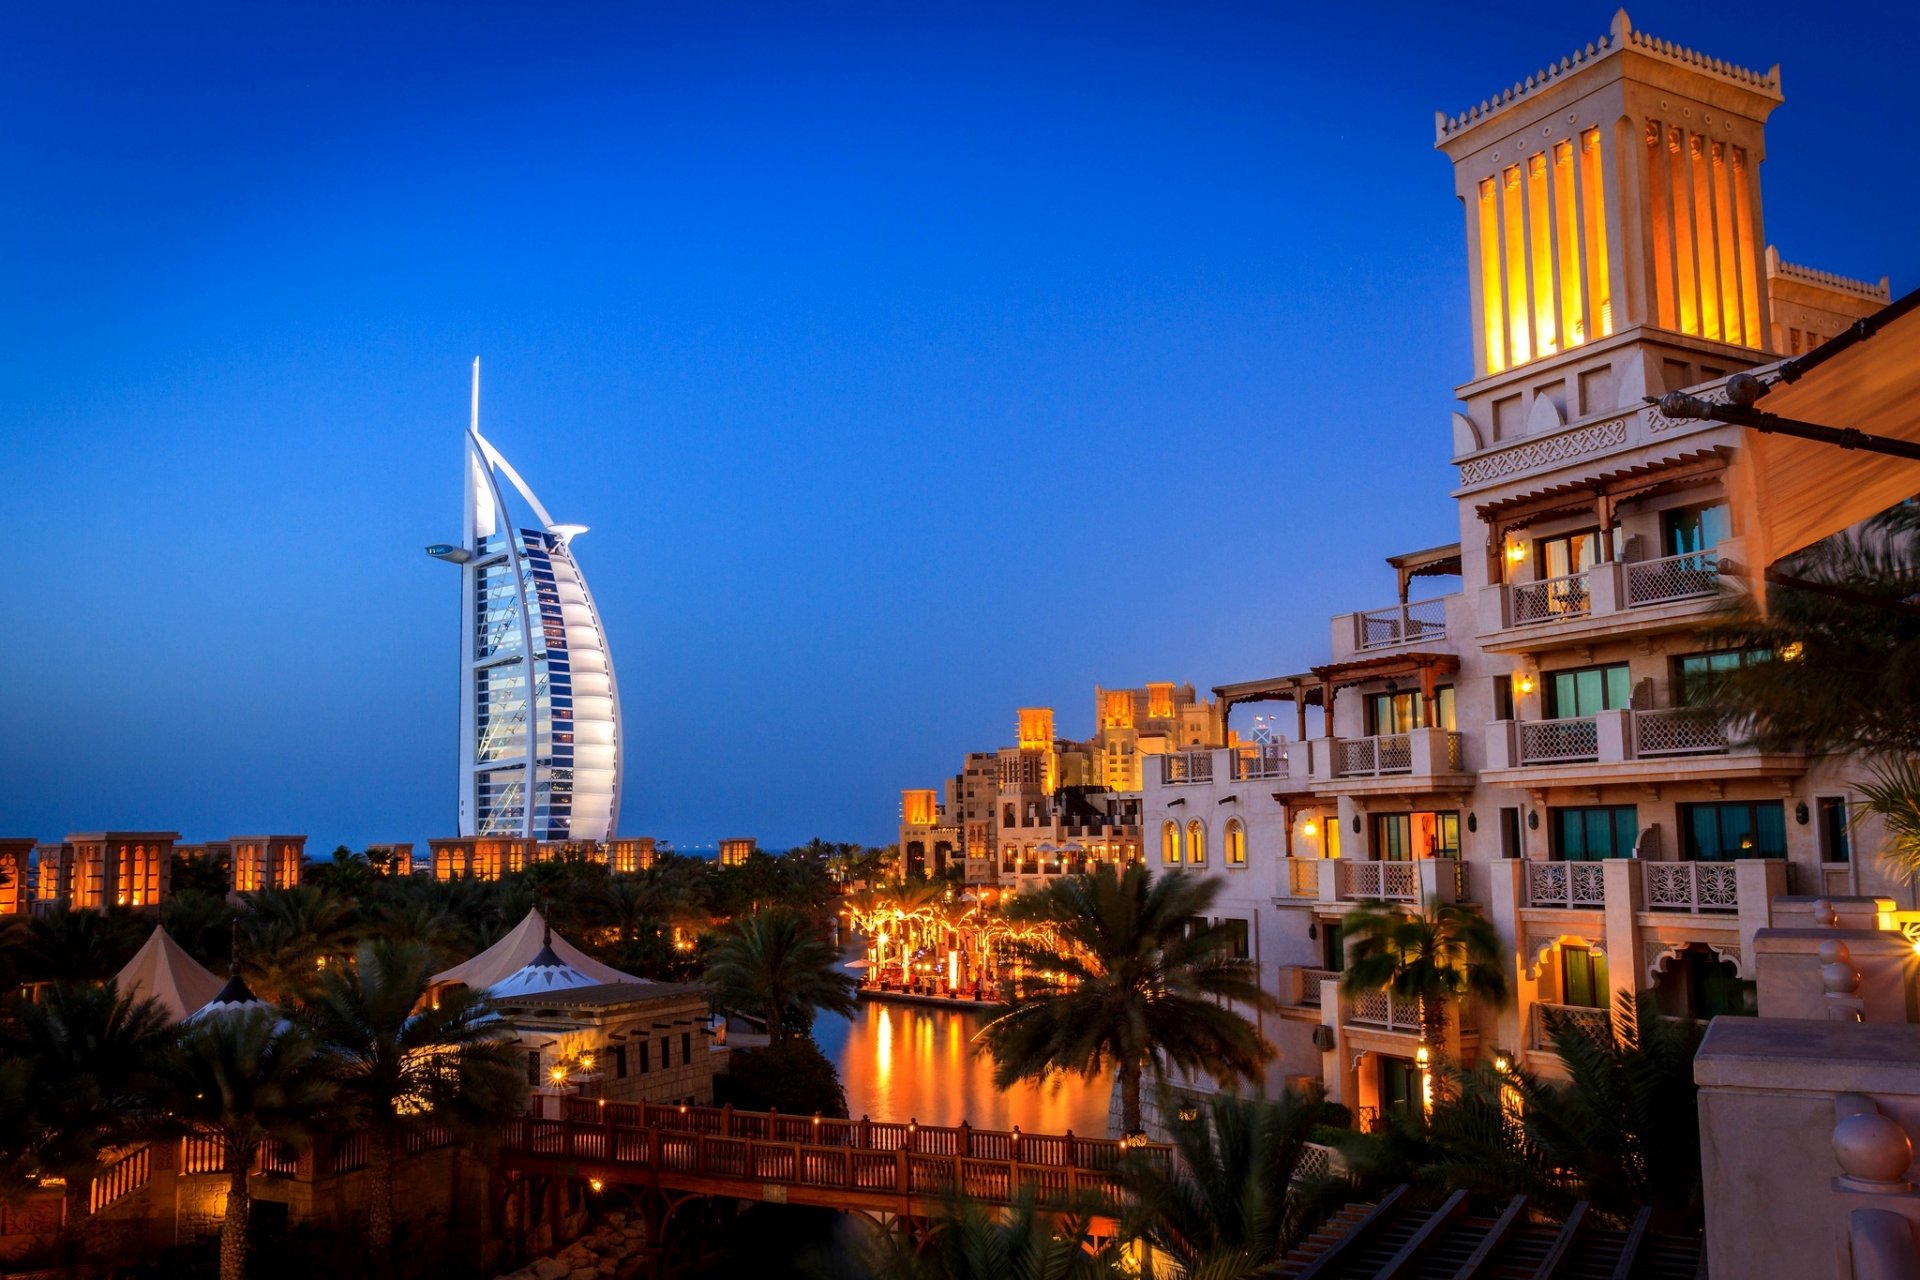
[1187,820,1207,866]
[1161,821,1181,866]
[1225,819,1246,867]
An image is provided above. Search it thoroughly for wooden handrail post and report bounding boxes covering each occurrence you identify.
[896,1147,908,1194]
[1064,1129,1074,1167]
[958,1121,971,1157]
[859,1114,872,1149]
[720,1103,733,1137]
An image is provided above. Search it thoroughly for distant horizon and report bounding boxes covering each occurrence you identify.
[3,2,1914,850]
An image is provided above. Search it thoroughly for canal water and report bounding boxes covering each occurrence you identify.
[810,997,1113,1136]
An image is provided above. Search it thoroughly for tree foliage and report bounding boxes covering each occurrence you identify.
[978,864,1274,1135]
[704,905,857,1041]
[1337,897,1510,1054]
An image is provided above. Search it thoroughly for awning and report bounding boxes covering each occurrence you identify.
[1726,288,1920,573]
[1311,651,1461,698]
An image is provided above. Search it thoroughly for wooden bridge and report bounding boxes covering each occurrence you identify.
[498,1099,1168,1223]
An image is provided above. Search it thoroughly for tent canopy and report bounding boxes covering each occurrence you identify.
[1729,288,1920,572]
[431,908,640,992]
[113,926,227,1023]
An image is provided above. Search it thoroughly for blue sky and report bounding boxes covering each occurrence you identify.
[1,3,1913,851]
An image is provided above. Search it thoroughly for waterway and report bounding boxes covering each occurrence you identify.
[811,997,1113,1136]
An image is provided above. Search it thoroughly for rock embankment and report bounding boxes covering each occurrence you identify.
[496,1211,648,1280]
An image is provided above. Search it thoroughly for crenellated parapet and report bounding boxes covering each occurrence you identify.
[1436,10,1781,145]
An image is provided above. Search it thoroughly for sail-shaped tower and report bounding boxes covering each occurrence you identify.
[428,361,622,841]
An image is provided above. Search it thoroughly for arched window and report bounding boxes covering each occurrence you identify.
[1003,804,1016,828]
[1225,818,1246,867]
[1187,820,1207,865]
[1161,821,1181,865]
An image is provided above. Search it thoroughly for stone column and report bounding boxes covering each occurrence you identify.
[1602,858,1646,1008]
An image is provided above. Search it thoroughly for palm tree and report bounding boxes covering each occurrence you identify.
[815,1190,1124,1280]
[1701,507,1920,885]
[1505,991,1706,1228]
[238,884,359,1002]
[703,906,857,1042]
[13,907,146,986]
[977,864,1275,1137]
[7,982,174,1244]
[302,939,526,1263]
[1338,897,1509,1060]
[367,898,473,968]
[157,1008,335,1280]
[1120,1089,1335,1278]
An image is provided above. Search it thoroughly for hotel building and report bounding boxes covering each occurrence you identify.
[429,361,622,844]
[899,683,1224,888]
[1144,10,1900,1123]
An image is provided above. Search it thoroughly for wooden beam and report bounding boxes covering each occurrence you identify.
[1377,1189,1470,1279]
[1529,1201,1589,1280]
[1606,1206,1654,1280]
[1449,1195,1530,1280]
[1291,1185,1411,1280]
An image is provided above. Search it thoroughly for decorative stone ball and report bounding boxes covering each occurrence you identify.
[1834,1113,1913,1184]
[1813,899,1839,928]
[1818,940,1853,967]
[1822,962,1861,995]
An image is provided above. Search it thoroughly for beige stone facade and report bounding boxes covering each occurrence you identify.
[899,684,1225,887]
[1144,10,1904,1125]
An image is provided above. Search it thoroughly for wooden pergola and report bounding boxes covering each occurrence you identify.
[1473,446,1731,580]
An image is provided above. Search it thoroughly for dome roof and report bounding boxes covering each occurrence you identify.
[484,942,603,1000]
[185,970,277,1023]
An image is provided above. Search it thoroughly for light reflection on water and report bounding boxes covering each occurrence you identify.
[812,998,1113,1136]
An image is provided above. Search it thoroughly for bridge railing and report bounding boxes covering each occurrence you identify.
[562,1099,1146,1173]
[527,1103,1167,1206]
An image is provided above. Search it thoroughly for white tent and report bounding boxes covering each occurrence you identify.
[112,926,226,1023]
[431,908,639,992]
[485,944,605,999]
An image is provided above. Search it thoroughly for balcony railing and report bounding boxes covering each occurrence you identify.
[1232,745,1288,780]
[1347,987,1422,1033]
[1509,571,1590,624]
[1642,861,1740,912]
[1334,734,1412,777]
[1286,966,1339,1008]
[1526,860,1607,908]
[1626,550,1720,607]
[1286,858,1322,898]
[1340,860,1417,903]
[1631,707,1729,756]
[1518,717,1599,764]
[1161,751,1213,785]
[1530,1002,1612,1050]
[1355,597,1449,651]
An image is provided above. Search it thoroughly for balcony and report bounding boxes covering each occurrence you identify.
[1486,709,1804,785]
[1525,860,1607,908]
[1339,860,1418,903]
[1280,965,1339,1008]
[1641,860,1741,913]
[1160,751,1214,785]
[1346,987,1422,1033]
[1284,858,1322,899]
[1510,571,1590,625]
[1529,1001,1611,1050]
[1481,548,1730,651]
[1351,597,1450,653]
[1281,857,1462,908]
[1231,744,1289,781]
[1305,727,1472,794]
[1329,593,1461,664]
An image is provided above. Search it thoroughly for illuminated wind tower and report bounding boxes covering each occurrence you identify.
[428,361,622,842]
